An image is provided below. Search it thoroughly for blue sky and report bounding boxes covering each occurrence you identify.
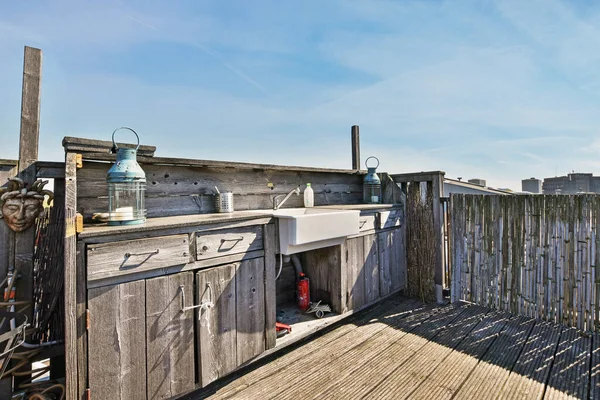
[2,0,600,189]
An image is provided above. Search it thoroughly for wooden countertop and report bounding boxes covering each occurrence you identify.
[314,204,401,211]
[80,211,272,239]
[80,204,401,239]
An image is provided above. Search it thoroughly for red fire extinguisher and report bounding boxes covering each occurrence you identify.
[297,272,310,311]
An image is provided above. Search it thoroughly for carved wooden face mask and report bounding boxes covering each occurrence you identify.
[0,178,53,232]
[2,198,42,232]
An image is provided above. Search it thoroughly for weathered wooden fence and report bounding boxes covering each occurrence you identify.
[450,194,600,332]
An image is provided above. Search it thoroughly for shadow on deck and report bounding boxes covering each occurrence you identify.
[182,296,599,400]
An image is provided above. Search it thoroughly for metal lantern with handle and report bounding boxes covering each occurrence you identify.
[363,156,381,204]
[107,127,147,225]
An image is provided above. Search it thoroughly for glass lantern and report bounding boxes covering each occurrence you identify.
[107,127,147,225]
[363,156,382,204]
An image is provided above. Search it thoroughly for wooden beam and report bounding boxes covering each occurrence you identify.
[64,153,78,400]
[80,152,364,175]
[12,47,42,389]
[351,125,360,170]
[36,161,66,179]
[62,136,156,157]
[18,46,42,172]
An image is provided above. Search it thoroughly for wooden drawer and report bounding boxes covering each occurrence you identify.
[87,235,190,281]
[378,209,401,230]
[359,214,376,232]
[196,226,263,261]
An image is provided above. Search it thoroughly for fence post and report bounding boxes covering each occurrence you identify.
[432,172,445,303]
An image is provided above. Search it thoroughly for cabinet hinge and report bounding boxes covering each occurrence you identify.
[86,309,91,330]
[85,388,91,400]
[76,154,83,168]
[75,213,84,233]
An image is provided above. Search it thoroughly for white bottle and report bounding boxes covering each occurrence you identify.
[304,183,314,207]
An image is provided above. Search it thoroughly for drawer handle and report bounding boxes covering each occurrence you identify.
[359,221,367,229]
[180,283,214,315]
[124,249,159,259]
[221,237,244,243]
[219,237,244,251]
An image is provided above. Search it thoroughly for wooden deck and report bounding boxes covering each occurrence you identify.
[184,296,599,400]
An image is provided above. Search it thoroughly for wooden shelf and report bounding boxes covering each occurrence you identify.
[275,301,340,348]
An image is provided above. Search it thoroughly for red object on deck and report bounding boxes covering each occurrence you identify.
[276,321,292,332]
[297,273,310,311]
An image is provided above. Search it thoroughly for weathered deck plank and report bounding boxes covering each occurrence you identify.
[188,297,597,400]
[319,304,487,400]
[190,296,416,399]
[390,310,510,400]
[271,302,458,400]
[544,327,591,400]
[220,299,434,400]
[591,333,600,400]
[454,316,535,400]
[499,321,562,400]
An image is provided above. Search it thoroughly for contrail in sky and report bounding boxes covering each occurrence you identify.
[125,14,271,97]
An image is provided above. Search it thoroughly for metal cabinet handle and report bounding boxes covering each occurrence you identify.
[124,249,159,259]
[359,220,367,229]
[180,283,214,316]
[221,237,244,244]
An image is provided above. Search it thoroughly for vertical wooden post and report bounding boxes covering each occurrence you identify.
[431,172,445,303]
[18,46,42,171]
[64,153,78,400]
[10,46,43,390]
[351,125,360,171]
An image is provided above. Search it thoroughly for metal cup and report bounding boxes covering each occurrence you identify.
[216,192,234,213]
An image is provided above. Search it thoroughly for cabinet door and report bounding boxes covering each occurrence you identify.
[363,234,380,304]
[88,281,146,400]
[346,234,380,311]
[146,272,195,399]
[378,228,406,295]
[346,237,366,310]
[235,257,266,365]
[196,263,237,387]
[196,258,266,387]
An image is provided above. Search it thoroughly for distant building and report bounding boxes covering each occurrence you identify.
[444,178,509,197]
[542,173,600,194]
[522,178,542,194]
[467,178,486,187]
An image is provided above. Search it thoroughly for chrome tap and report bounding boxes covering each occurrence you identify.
[273,186,301,210]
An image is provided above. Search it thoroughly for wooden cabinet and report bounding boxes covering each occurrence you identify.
[343,226,405,312]
[300,224,406,316]
[87,273,196,400]
[82,220,275,399]
[87,235,190,281]
[196,226,264,261]
[78,210,404,399]
[196,258,266,387]
[86,257,269,398]
[87,280,147,400]
[378,228,406,296]
[345,234,379,311]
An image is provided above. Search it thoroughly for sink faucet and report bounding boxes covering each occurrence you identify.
[273,186,301,210]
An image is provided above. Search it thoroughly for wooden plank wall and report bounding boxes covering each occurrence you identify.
[451,194,600,332]
[75,161,364,221]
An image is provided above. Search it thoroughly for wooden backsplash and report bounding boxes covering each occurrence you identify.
[77,161,364,220]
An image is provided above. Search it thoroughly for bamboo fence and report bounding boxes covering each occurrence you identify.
[450,194,600,332]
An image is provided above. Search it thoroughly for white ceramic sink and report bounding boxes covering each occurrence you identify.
[271,208,360,255]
